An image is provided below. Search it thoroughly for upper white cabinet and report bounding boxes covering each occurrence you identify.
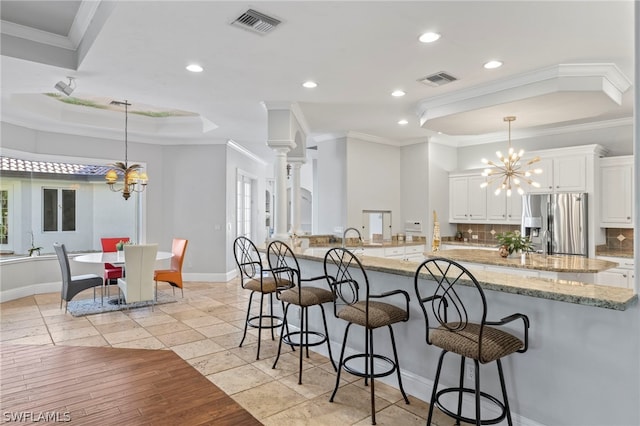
[486,190,522,223]
[524,155,586,193]
[600,156,634,227]
[449,174,486,222]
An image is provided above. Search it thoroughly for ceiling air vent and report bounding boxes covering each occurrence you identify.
[418,72,458,87]
[231,9,281,35]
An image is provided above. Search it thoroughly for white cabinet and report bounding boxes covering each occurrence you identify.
[600,156,634,227]
[486,191,523,223]
[449,175,486,222]
[525,155,586,193]
[595,256,635,289]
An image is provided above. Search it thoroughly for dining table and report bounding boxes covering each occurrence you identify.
[73,250,173,264]
[73,250,173,305]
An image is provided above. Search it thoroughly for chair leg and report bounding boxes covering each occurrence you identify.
[319,305,337,371]
[256,292,266,360]
[496,359,514,426]
[387,325,409,404]
[298,306,305,385]
[427,350,447,426]
[369,328,376,425]
[240,291,255,348]
[64,300,68,313]
[268,293,275,341]
[272,302,291,370]
[457,356,466,421]
[330,322,352,403]
[474,359,481,426]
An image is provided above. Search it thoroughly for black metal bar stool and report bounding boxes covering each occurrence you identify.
[267,240,336,384]
[414,258,530,426]
[323,247,410,425]
[233,236,293,360]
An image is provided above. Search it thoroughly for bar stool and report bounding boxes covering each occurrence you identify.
[233,236,293,360]
[414,258,530,426]
[323,247,410,425]
[267,240,336,384]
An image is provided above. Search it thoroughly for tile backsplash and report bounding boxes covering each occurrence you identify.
[449,224,521,246]
[604,228,634,252]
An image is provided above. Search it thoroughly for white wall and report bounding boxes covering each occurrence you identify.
[316,138,346,235]
[0,123,269,282]
[400,142,429,239]
[346,136,402,234]
[428,142,458,240]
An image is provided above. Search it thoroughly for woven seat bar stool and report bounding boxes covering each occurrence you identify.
[233,236,293,360]
[414,258,530,426]
[323,247,410,425]
[267,240,337,384]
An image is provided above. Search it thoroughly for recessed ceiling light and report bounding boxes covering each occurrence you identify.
[484,60,503,69]
[186,64,203,72]
[302,81,318,88]
[391,90,406,97]
[418,32,441,43]
[398,119,409,125]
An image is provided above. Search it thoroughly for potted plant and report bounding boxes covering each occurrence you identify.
[27,231,42,257]
[495,231,533,257]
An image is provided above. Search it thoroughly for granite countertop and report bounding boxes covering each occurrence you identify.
[426,248,618,273]
[595,246,635,259]
[282,247,637,311]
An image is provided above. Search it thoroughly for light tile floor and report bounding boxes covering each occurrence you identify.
[0,280,462,425]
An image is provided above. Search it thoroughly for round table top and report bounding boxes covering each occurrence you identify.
[73,251,173,264]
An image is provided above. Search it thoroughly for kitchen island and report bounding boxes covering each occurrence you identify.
[287,247,636,311]
[281,246,639,426]
[426,248,617,273]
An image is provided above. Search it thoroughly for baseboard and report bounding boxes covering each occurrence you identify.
[0,282,61,303]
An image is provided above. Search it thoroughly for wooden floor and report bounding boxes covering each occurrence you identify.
[0,344,262,425]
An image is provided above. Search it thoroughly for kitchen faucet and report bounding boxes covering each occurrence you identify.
[342,227,363,250]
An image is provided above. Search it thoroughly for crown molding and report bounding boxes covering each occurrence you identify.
[451,117,633,147]
[416,63,633,128]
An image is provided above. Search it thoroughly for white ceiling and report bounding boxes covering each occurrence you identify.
[0,1,635,162]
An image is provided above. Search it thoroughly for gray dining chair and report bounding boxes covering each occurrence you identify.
[54,243,103,313]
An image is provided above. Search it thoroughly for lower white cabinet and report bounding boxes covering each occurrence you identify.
[595,256,635,288]
[363,245,425,261]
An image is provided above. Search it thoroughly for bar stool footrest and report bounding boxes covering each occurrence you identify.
[247,314,283,330]
[435,387,507,426]
[282,330,327,348]
[343,353,397,379]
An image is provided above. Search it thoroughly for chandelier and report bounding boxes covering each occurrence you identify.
[105,100,148,200]
[480,116,541,196]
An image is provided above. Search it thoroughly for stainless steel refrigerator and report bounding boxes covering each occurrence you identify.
[521,193,588,256]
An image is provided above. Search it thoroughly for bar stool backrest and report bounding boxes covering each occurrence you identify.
[266,240,299,288]
[323,247,368,316]
[414,258,489,353]
[233,236,263,284]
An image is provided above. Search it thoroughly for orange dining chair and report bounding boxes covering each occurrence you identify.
[100,237,130,305]
[154,238,188,299]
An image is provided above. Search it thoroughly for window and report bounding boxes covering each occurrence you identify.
[43,188,76,232]
[236,173,253,238]
[0,190,7,244]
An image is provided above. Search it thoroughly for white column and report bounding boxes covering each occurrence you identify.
[289,161,303,235]
[273,147,290,241]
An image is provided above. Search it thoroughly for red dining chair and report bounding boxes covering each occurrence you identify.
[100,237,130,305]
